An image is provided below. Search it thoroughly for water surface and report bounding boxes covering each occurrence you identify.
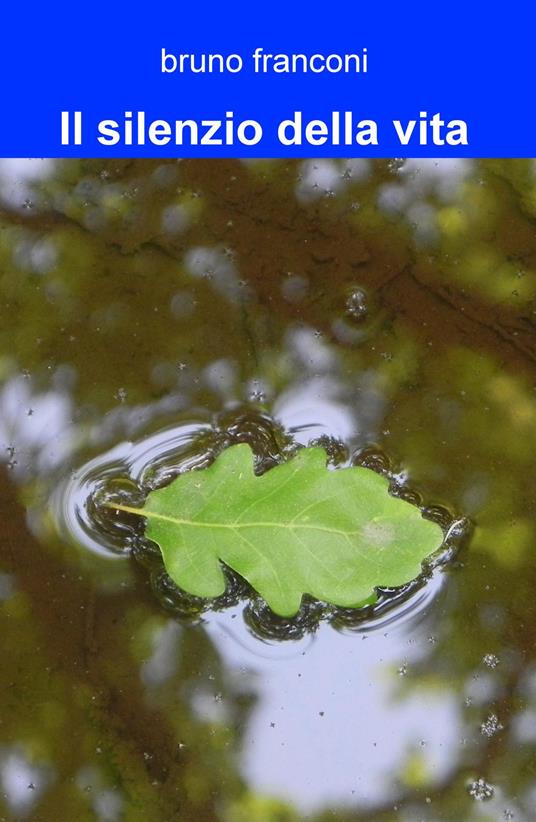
[0,157,535,820]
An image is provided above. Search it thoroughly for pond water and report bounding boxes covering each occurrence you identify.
[0,157,535,821]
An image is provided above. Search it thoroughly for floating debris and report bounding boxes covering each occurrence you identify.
[480,713,503,738]
[468,777,494,801]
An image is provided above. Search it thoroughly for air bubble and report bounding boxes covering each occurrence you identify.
[345,289,368,322]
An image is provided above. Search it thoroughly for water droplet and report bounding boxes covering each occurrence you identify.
[114,387,127,403]
[483,653,499,669]
[468,777,494,801]
[397,663,408,677]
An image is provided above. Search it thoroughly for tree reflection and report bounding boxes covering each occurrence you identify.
[0,158,535,819]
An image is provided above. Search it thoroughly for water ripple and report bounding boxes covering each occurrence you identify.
[49,408,468,638]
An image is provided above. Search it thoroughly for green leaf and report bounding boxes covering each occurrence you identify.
[113,444,444,617]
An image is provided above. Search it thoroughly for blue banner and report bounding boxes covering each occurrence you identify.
[0,0,533,156]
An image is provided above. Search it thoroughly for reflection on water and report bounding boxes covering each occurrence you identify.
[210,609,460,813]
[0,157,535,819]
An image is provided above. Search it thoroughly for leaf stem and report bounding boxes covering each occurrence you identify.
[103,501,145,517]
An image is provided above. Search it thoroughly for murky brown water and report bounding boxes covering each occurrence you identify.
[0,158,535,820]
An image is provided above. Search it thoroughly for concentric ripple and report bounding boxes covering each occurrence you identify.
[50,407,470,638]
